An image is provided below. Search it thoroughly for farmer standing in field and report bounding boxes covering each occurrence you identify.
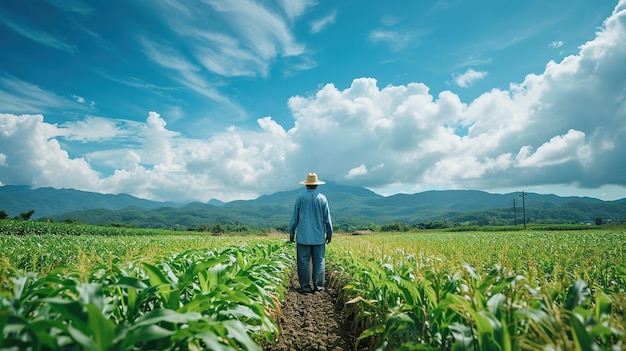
[290,173,333,294]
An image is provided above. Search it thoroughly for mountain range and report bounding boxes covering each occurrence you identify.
[1,184,625,229]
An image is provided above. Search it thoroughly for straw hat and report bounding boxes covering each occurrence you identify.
[299,173,326,185]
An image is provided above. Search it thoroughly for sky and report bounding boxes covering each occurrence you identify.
[1,0,625,203]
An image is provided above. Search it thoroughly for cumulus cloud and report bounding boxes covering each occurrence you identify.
[59,116,131,142]
[346,164,368,179]
[454,68,488,88]
[1,2,625,201]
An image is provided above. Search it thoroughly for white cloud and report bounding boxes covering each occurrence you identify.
[72,95,86,104]
[1,1,626,201]
[369,29,420,52]
[310,10,337,34]
[516,130,587,168]
[0,113,101,189]
[549,40,563,48]
[0,75,83,113]
[454,68,488,88]
[59,116,131,142]
[278,0,316,21]
[346,164,368,179]
[151,0,310,79]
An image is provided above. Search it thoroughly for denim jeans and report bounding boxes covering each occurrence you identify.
[296,243,325,291]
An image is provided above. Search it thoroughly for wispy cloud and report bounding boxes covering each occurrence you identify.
[310,10,337,34]
[278,0,316,20]
[380,15,404,27]
[95,70,180,93]
[139,37,245,118]
[0,75,81,113]
[549,40,564,48]
[454,55,493,70]
[154,0,308,79]
[47,0,94,16]
[139,37,223,100]
[0,8,77,53]
[369,29,420,52]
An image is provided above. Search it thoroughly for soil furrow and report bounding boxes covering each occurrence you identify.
[263,269,355,351]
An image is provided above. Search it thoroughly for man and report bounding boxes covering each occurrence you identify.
[289,173,333,293]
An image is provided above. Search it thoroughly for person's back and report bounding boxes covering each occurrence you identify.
[291,189,330,245]
[289,173,332,293]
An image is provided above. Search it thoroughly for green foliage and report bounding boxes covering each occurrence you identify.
[212,224,224,233]
[2,224,625,350]
[0,239,293,350]
[17,210,35,221]
[596,216,603,225]
[381,222,410,232]
[327,230,626,350]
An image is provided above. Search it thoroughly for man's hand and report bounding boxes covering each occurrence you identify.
[325,237,331,244]
[290,237,295,243]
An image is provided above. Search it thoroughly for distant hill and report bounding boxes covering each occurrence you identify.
[0,185,183,218]
[1,183,625,229]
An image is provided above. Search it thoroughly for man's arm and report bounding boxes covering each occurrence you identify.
[325,222,332,244]
[323,198,332,244]
[289,197,300,242]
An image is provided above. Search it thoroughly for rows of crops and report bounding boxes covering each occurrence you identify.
[0,223,292,350]
[327,231,626,350]
[1,221,625,350]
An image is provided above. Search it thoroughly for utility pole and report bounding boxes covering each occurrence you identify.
[513,198,517,226]
[519,191,527,229]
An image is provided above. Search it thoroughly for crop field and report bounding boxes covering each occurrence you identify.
[1,220,625,350]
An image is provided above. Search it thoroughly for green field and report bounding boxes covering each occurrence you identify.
[1,220,625,350]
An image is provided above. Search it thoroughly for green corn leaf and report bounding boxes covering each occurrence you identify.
[120,324,176,350]
[396,276,419,306]
[142,262,170,287]
[499,313,512,351]
[181,257,227,289]
[161,262,179,287]
[464,264,479,282]
[114,276,148,290]
[486,293,507,317]
[570,314,595,351]
[68,325,98,351]
[85,303,115,351]
[77,283,107,311]
[132,308,204,327]
[449,322,473,349]
[43,297,89,333]
[193,331,238,351]
[594,291,612,321]
[142,263,180,309]
[564,280,590,311]
[222,319,262,351]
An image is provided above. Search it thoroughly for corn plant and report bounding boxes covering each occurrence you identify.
[328,230,626,350]
[1,241,293,350]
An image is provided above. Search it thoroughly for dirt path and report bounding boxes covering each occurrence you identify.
[263,269,356,351]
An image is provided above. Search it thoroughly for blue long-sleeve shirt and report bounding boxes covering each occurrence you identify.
[289,189,332,245]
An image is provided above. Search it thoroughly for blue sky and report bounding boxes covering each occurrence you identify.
[1,0,625,202]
